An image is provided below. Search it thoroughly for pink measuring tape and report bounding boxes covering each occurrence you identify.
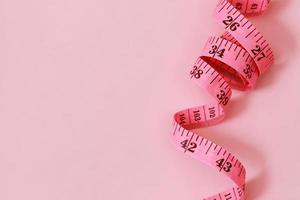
[171,0,274,199]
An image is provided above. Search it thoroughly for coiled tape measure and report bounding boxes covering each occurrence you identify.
[171,0,274,199]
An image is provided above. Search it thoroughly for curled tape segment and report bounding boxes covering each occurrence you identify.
[171,0,274,199]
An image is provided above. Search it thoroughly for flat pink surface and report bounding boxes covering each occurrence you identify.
[0,0,299,199]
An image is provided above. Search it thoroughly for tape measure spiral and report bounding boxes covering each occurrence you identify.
[171,0,274,199]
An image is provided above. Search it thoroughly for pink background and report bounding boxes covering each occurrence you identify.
[0,0,299,199]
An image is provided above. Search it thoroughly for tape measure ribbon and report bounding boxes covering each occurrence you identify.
[171,0,274,199]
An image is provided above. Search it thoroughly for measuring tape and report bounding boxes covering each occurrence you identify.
[171,0,274,199]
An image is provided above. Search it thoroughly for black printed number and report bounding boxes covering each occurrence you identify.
[223,16,233,26]
[251,45,261,56]
[251,45,266,61]
[190,66,204,79]
[243,64,254,79]
[216,158,233,172]
[208,107,216,118]
[257,52,266,61]
[209,45,225,58]
[181,140,197,153]
[222,16,240,31]
[179,114,186,125]
[193,110,201,121]
[217,90,229,106]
